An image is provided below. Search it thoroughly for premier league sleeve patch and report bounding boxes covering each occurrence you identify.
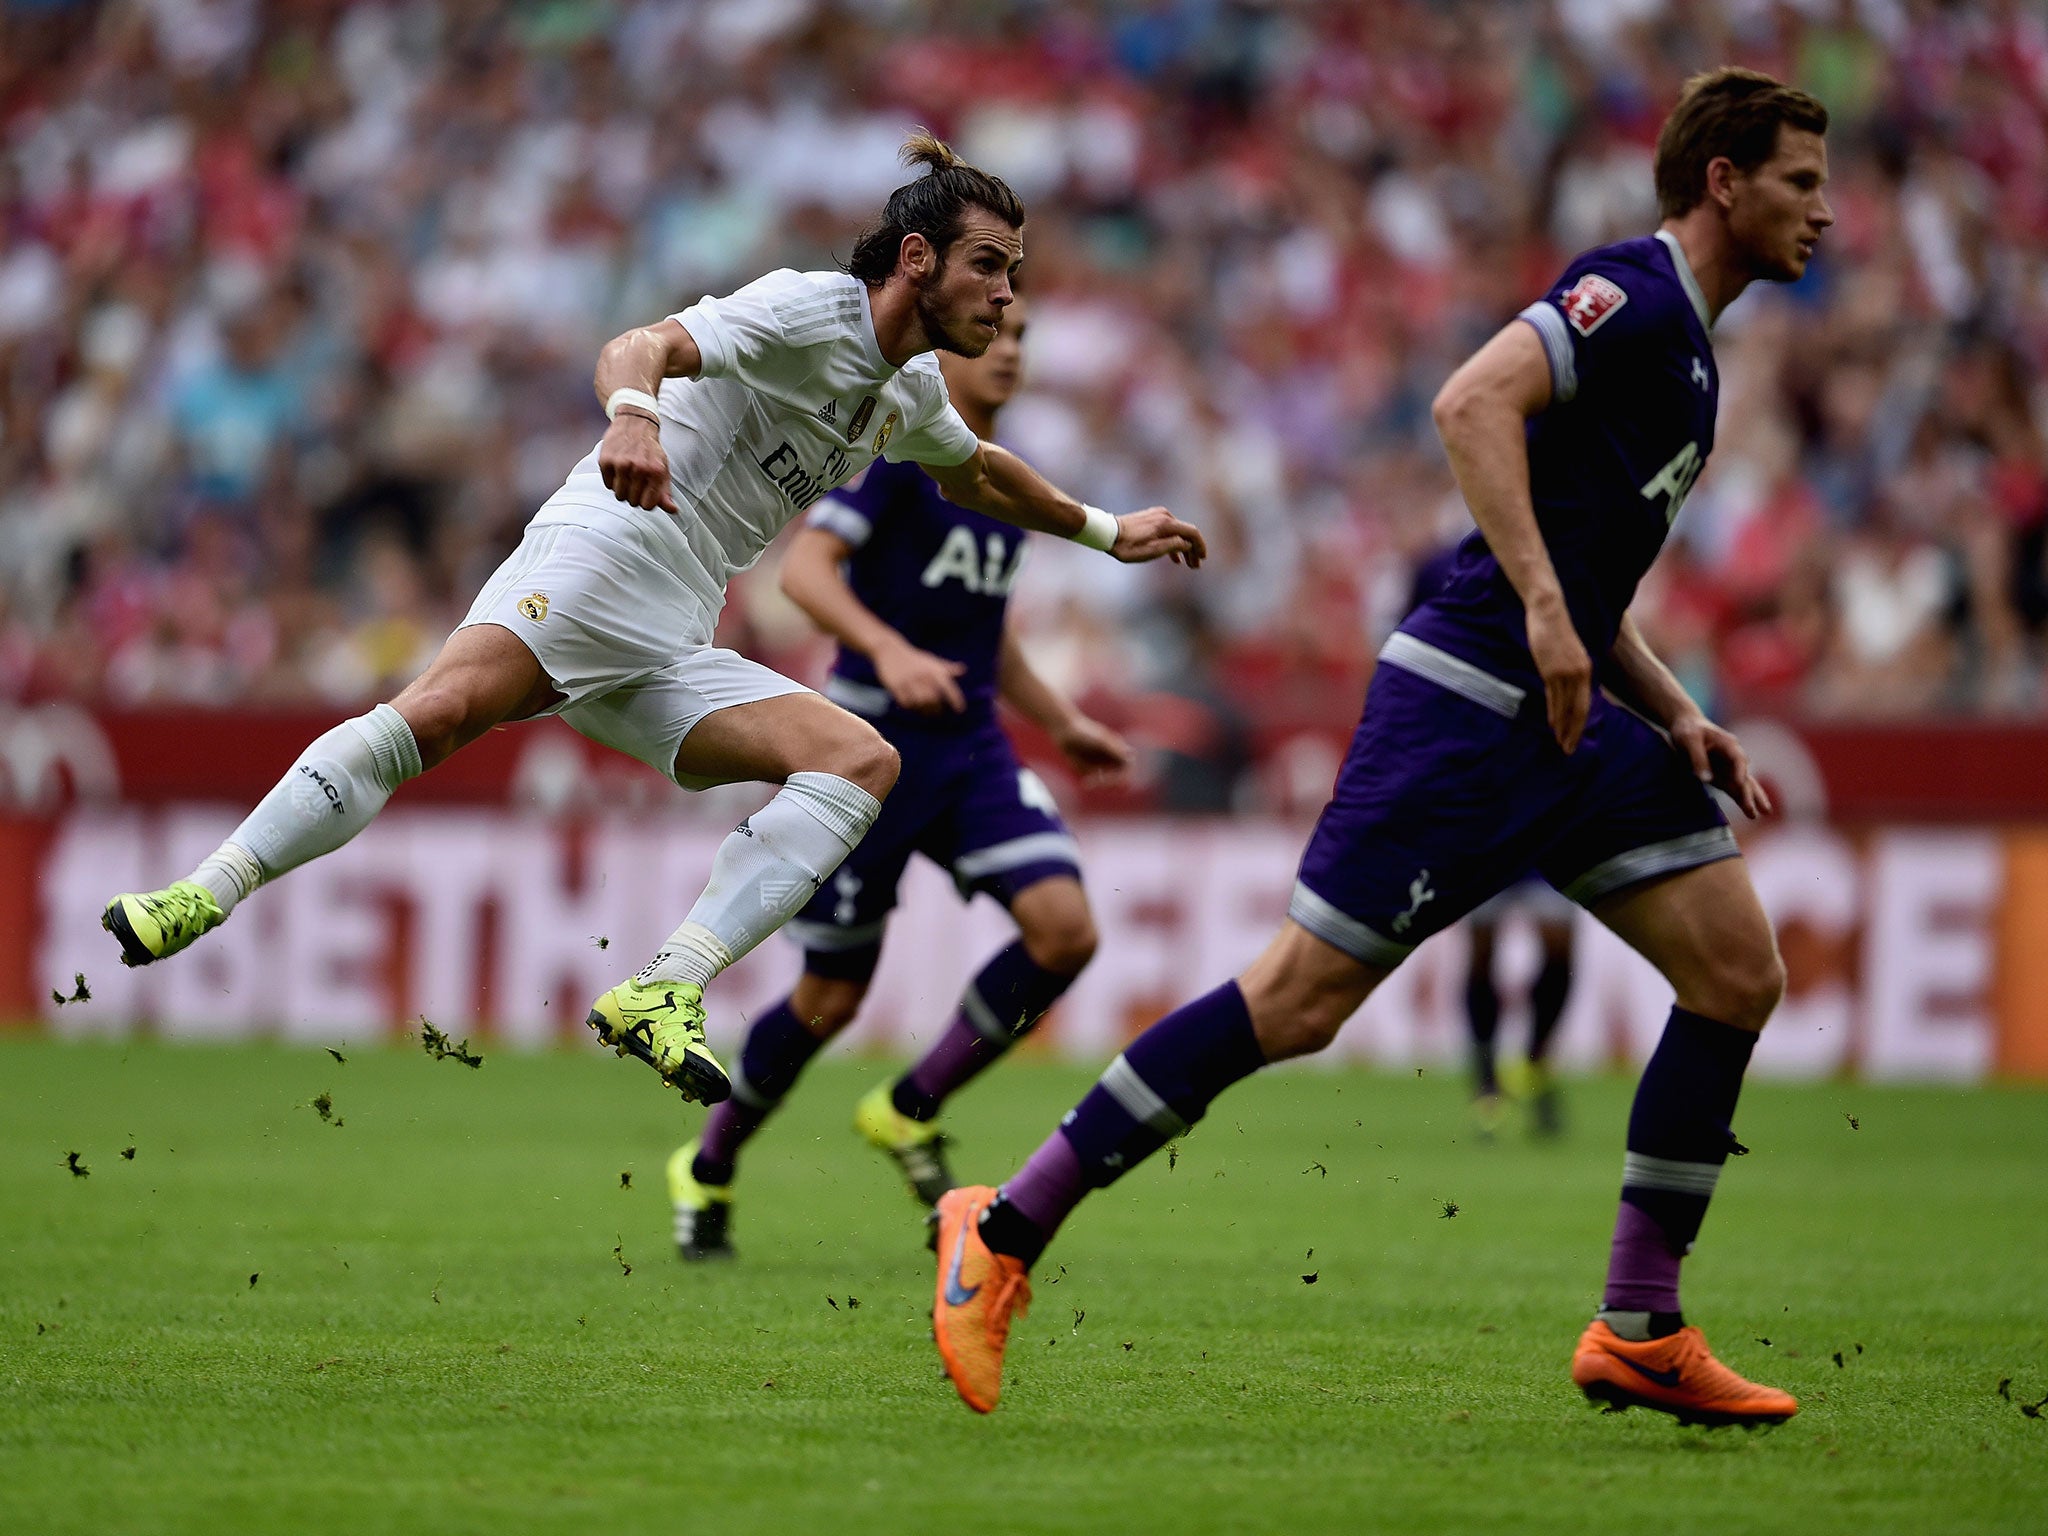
[1559,273,1628,336]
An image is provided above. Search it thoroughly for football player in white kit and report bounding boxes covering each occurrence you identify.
[102,134,1206,1105]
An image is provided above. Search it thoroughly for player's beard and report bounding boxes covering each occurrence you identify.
[914,268,993,359]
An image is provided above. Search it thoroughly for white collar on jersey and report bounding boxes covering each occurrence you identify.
[1654,229,1714,332]
[853,278,895,374]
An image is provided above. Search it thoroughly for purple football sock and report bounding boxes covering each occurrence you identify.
[1602,1200,1683,1312]
[893,940,1075,1121]
[979,980,1266,1265]
[692,1000,824,1186]
[1000,1129,1087,1236]
[1600,1006,1757,1317]
[893,1019,999,1121]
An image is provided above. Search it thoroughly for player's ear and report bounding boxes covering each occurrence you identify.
[1704,155,1739,211]
[901,231,937,281]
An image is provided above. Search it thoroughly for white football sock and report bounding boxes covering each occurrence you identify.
[187,703,423,914]
[639,771,881,987]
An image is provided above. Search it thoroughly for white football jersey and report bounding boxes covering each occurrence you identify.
[534,269,979,617]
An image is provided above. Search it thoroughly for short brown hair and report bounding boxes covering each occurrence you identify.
[1654,68,1829,220]
[845,131,1025,285]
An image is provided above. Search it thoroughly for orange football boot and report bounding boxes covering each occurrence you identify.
[1572,1319,1798,1427]
[932,1185,1032,1414]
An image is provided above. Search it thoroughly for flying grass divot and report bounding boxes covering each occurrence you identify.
[416,1018,484,1069]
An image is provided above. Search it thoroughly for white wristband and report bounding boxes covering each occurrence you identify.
[1073,504,1119,553]
[605,386,662,423]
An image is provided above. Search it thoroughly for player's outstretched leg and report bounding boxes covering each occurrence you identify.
[587,694,895,1105]
[1572,861,1796,1426]
[104,626,549,966]
[934,922,1382,1411]
[861,879,1095,1206]
[103,705,420,966]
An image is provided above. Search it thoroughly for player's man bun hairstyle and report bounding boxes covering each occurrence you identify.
[1654,67,1829,220]
[844,130,1025,285]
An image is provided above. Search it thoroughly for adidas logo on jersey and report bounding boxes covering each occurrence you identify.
[817,400,838,424]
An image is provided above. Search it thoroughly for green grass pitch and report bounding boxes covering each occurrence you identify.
[3,1036,2043,1535]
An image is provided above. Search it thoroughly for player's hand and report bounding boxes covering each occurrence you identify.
[1526,595,1592,754]
[1671,711,1774,820]
[1054,714,1135,783]
[876,641,967,715]
[1111,508,1207,568]
[598,415,678,514]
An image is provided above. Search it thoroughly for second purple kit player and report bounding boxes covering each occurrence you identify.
[936,67,1834,1423]
[667,299,1135,1258]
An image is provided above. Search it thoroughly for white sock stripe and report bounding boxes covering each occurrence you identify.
[960,983,1013,1045]
[351,703,422,787]
[1621,1152,1723,1196]
[371,702,423,780]
[1100,1054,1189,1138]
[782,771,882,848]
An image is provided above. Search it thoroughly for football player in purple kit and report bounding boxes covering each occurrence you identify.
[932,68,1833,1421]
[666,297,1136,1259]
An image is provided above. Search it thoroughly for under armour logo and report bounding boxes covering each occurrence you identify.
[1690,356,1708,390]
[1390,869,1436,935]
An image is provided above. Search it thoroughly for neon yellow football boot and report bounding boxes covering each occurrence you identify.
[855,1082,956,1207]
[102,881,225,967]
[666,1140,735,1261]
[586,978,731,1104]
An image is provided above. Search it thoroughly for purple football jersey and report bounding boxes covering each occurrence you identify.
[807,457,1024,726]
[1402,231,1719,686]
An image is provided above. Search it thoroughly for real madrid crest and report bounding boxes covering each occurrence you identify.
[873,410,899,457]
[518,592,549,622]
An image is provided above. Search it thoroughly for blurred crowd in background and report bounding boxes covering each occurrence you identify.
[3,0,2047,808]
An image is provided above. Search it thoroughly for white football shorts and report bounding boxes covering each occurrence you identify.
[460,513,809,789]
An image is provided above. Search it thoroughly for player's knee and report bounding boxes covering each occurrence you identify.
[1692,943,1785,1033]
[1021,904,1096,978]
[823,726,899,799]
[1740,948,1788,1031]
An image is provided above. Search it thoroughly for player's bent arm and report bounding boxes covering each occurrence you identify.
[593,318,702,403]
[999,622,1135,779]
[592,319,704,515]
[780,527,917,665]
[1432,320,1593,753]
[997,622,1083,734]
[1607,611,1704,731]
[1430,321,1560,612]
[1610,612,1771,819]
[922,443,1207,567]
[780,527,965,715]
